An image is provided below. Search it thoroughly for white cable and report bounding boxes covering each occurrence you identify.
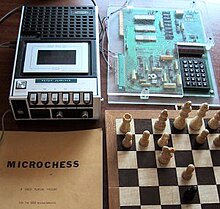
[0,109,11,145]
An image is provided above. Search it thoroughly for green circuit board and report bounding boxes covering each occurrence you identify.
[117,7,213,97]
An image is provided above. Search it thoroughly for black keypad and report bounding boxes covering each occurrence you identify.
[180,57,210,91]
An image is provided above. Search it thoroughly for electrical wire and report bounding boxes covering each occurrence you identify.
[90,0,97,6]
[0,41,16,48]
[0,6,21,25]
[99,0,129,67]
[0,109,11,145]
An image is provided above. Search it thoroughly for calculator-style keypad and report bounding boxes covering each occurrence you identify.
[180,57,210,91]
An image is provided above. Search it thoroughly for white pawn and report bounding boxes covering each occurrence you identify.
[189,103,209,131]
[196,129,209,144]
[174,101,192,130]
[213,135,220,147]
[157,132,169,147]
[158,146,175,165]
[122,132,133,148]
[154,109,168,131]
[182,164,195,180]
[139,130,150,147]
[208,110,220,130]
[120,113,132,134]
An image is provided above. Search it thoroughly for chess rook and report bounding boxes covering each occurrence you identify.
[158,146,175,165]
[120,113,132,134]
[122,132,133,148]
[157,132,169,147]
[139,130,150,147]
[154,109,168,131]
[173,101,192,130]
[208,110,220,130]
[189,103,209,131]
[196,129,209,144]
[213,135,220,147]
[182,164,195,180]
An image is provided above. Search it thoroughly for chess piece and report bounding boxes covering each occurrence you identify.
[120,113,132,134]
[157,132,169,148]
[158,146,175,165]
[213,135,220,147]
[154,109,168,131]
[173,101,192,130]
[183,186,198,201]
[189,103,209,131]
[196,129,209,144]
[139,130,150,147]
[122,132,133,148]
[208,110,220,130]
[182,164,195,180]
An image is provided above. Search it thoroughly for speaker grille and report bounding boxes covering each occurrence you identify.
[21,6,96,39]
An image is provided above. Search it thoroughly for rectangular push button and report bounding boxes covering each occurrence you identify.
[83,92,91,104]
[73,93,80,104]
[29,93,38,105]
[41,93,48,104]
[62,93,69,104]
[51,93,59,104]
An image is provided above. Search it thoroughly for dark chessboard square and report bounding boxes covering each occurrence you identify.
[169,119,188,134]
[137,151,156,168]
[134,119,153,134]
[119,169,139,187]
[175,151,194,167]
[179,185,200,204]
[217,185,220,197]
[140,186,160,205]
[117,135,136,151]
[189,134,209,150]
[196,167,216,185]
[158,168,178,186]
[120,207,140,209]
[211,150,220,166]
[204,118,220,133]
[161,205,181,209]
[201,204,220,209]
[153,134,173,150]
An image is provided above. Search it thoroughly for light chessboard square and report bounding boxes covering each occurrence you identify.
[159,186,180,205]
[119,187,140,206]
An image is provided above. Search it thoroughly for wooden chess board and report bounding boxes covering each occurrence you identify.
[105,110,220,209]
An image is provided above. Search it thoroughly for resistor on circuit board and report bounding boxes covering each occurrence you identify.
[159,20,164,30]
[174,60,179,70]
[131,70,137,80]
[139,79,147,83]
[160,55,173,61]
[149,55,154,69]
[180,23,185,31]
[140,82,151,87]
[176,74,182,86]
[152,67,163,72]
[146,64,149,72]
[163,72,168,83]
[163,83,177,89]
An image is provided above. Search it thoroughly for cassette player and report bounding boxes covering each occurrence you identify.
[9,6,101,120]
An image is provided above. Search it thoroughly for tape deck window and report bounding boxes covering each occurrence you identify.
[23,42,89,73]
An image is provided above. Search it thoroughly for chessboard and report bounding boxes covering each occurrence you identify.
[105,110,220,209]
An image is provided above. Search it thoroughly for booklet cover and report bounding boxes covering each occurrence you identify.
[0,128,102,209]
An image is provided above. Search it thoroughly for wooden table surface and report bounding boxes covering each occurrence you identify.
[0,1,220,208]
